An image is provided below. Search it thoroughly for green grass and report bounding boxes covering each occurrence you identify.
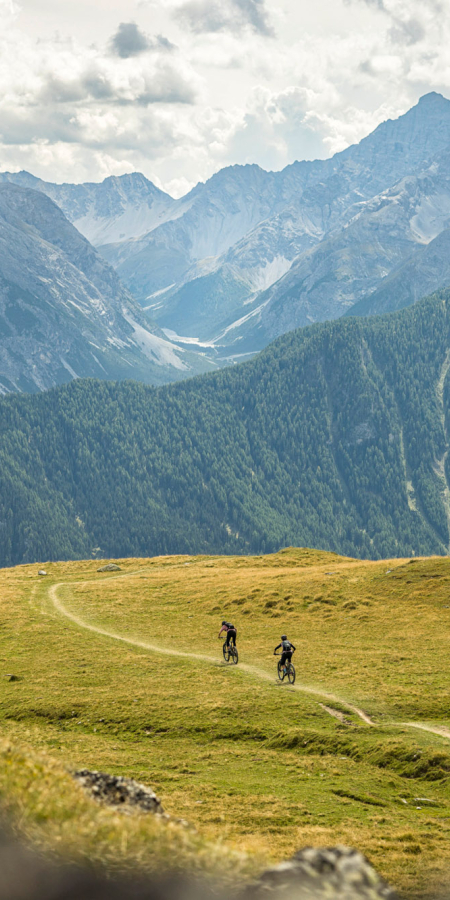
[0,736,254,882]
[1,547,450,897]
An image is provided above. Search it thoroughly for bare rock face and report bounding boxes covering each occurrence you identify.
[246,847,398,900]
[0,183,210,396]
[97,563,121,572]
[73,769,163,815]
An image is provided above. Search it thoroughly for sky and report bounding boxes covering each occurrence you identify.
[1,0,450,196]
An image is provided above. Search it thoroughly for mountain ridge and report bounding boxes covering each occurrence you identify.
[0,183,215,392]
[3,92,450,368]
[100,91,450,354]
[0,170,180,246]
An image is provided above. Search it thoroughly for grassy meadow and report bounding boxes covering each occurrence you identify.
[1,547,450,897]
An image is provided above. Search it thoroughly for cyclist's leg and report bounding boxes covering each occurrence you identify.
[229,629,236,647]
[280,651,288,670]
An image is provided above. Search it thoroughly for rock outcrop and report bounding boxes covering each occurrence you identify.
[73,770,164,815]
[246,846,397,900]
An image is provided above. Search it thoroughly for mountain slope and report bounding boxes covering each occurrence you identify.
[2,289,450,566]
[138,92,450,350]
[0,184,214,393]
[99,164,287,306]
[6,92,450,357]
[216,131,450,353]
[348,226,450,318]
[0,171,179,245]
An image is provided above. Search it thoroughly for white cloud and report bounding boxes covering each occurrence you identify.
[0,21,199,142]
[110,22,150,57]
[0,0,20,15]
[109,22,175,57]
[0,0,450,193]
[175,0,274,36]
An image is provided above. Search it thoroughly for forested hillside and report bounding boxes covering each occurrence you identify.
[2,291,450,566]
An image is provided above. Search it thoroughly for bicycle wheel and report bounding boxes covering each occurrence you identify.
[223,642,230,662]
[277,660,285,681]
[231,646,238,664]
[287,664,296,684]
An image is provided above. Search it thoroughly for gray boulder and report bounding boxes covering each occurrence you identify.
[246,846,397,899]
[97,563,121,572]
[73,769,163,815]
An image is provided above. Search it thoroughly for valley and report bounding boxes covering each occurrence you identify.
[4,93,450,367]
[2,548,450,898]
[3,5,450,899]
[3,291,450,567]
[0,184,215,393]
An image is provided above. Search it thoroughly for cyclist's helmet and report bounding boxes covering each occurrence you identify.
[222,620,227,625]
[281,635,287,640]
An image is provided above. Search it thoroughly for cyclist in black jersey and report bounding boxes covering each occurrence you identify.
[218,620,237,647]
[273,635,296,669]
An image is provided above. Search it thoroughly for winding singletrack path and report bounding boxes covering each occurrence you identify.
[49,581,449,743]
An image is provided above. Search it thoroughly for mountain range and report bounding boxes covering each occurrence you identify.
[3,91,450,370]
[2,289,450,567]
[0,183,215,393]
[2,92,450,391]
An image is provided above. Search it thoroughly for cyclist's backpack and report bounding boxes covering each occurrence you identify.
[282,640,291,652]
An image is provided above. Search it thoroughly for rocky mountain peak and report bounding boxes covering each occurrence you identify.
[346,91,450,173]
[4,92,450,374]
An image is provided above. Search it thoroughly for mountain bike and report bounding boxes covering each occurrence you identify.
[222,639,238,664]
[275,653,295,684]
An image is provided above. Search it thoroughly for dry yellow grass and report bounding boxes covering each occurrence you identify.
[0,736,256,882]
[1,547,450,898]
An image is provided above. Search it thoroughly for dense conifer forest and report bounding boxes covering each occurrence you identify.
[2,290,450,566]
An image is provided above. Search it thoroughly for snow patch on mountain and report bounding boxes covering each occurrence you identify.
[0,183,214,391]
[75,201,178,246]
[410,190,450,243]
[123,313,187,370]
[214,299,270,343]
[60,358,80,379]
[162,328,216,348]
[243,255,292,291]
[6,93,450,365]
[145,284,177,305]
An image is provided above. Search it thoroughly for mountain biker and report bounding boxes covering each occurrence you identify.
[218,620,237,648]
[273,635,295,670]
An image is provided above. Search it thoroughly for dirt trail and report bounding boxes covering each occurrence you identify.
[49,581,449,743]
[400,722,450,739]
